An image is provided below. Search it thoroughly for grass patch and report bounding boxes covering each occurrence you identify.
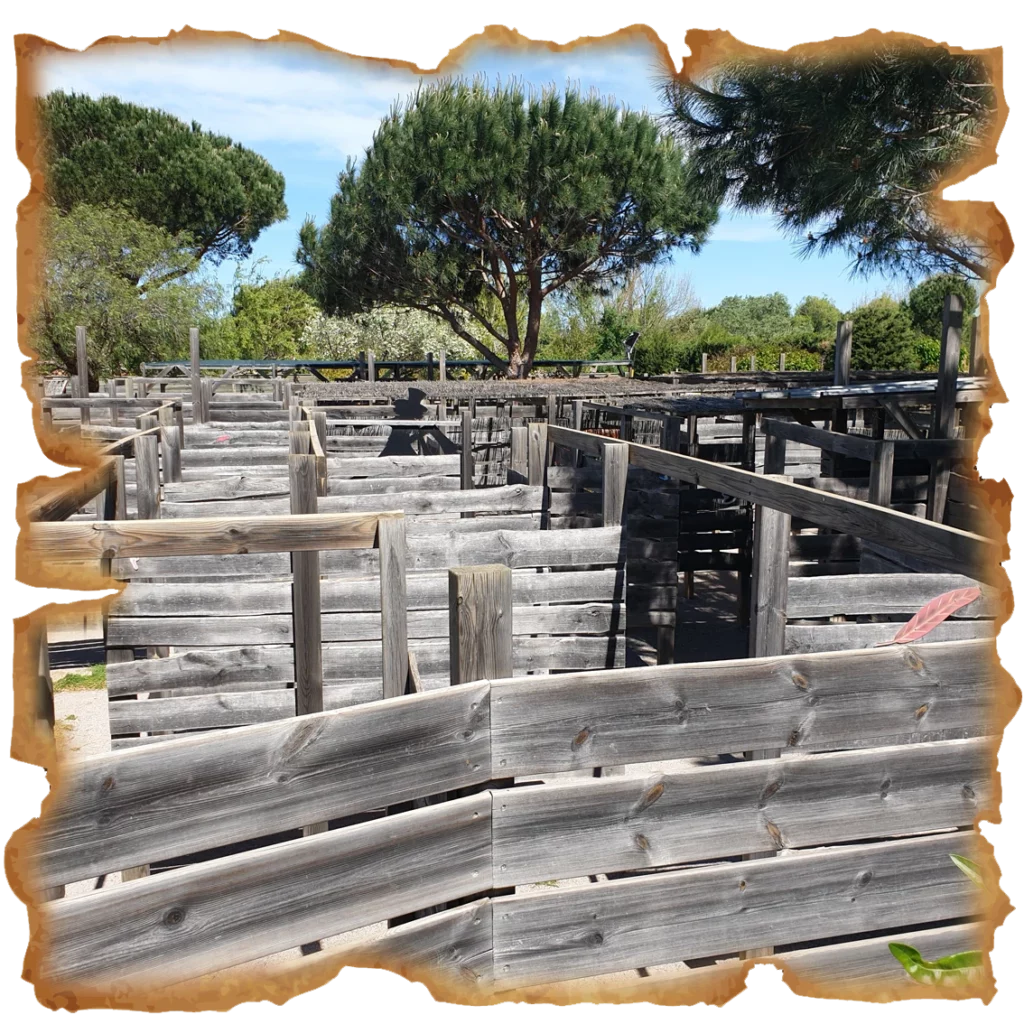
[54,664,106,692]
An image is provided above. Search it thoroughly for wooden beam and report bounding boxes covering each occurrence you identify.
[289,456,323,716]
[549,428,1000,581]
[378,515,410,699]
[449,565,513,686]
[601,443,628,528]
[157,404,182,484]
[461,408,474,492]
[868,440,896,507]
[26,512,392,561]
[23,460,117,522]
[927,294,964,521]
[134,433,161,521]
[75,326,90,425]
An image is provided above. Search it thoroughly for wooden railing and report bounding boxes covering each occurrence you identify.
[19,636,999,1000]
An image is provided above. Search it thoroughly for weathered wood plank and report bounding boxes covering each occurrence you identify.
[491,832,978,987]
[378,515,409,699]
[489,639,997,774]
[27,512,391,560]
[106,602,621,646]
[785,619,994,654]
[41,794,492,986]
[493,738,991,885]
[112,568,626,617]
[450,566,513,685]
[787,573,997,618]
[34,684,490,889]
[163,474,460,503]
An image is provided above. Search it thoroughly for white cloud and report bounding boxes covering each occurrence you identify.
[33,35,668,159]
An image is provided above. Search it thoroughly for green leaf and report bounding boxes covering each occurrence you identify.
[950,854,985,887]
[888,942,984,986]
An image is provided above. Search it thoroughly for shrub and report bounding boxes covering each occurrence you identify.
[848,297,920,371]
[907,273,978,340]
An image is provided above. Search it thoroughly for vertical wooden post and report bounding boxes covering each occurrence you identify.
[288,454,323,716]
[779,352,786,371]
[743,480,791,958]
[701,352,708,374]
[366,350,376,382]
[741,412,757,471]
[438,349,446,382]
[510,425,528,482]
[868,439,895,507]
[927,294,963,522]
[175,400,186,450]
[75,326,90,426]
[763,432,787,476]
[572,399,584,432]
[619,410,633,442]
[157,405,182,483]
[448,565,513,685]
[108,379,120,427]
[831,320,853,445]
[427,351,435,381]
[968,314,984,377]
[282,381,294,411]
[189,327,207,425]
[527,421,548,487]
[134,433,161,520]
[377,515,409,699]
[107,455,127,521]
[729,355,737,373]
[749,354,756,371]
[461,408,474,491]
[313,411,328,497]
[602,441,628,528]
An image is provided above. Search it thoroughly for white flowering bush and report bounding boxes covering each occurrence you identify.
[300,306,477,361]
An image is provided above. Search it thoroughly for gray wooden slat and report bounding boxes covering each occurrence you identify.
[787,573,996,618]
[35,684,489,889]
[489,639,996,774]
[41,794,492,986]
[162,474,460,502]
[492,738,990,885]
[112,569,626,616]
[785,619,995,654]
[106,602,620,646]
[491,832,978,987]
[305,898,493,990]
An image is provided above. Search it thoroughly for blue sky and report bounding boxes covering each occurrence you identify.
[34,33,913,313]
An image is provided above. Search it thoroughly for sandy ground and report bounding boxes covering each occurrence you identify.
[45,571,749,983]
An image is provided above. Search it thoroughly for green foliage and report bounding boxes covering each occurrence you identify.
[794,295,843,338]
[631,329,682,376]
[662,41,997,281]
[907,273,978,339]
[888,854,986,987]
[211,272,319,360]
[39,91,287,269]
[706,292,793,342]
[298,79,717,376]
[53,664,106,692]
[300,305,477,362]
[31,204,223,383]
[847,297,921,371]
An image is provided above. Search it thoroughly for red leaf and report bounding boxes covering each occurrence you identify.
[215,434,231,443]
[875,587,983,647]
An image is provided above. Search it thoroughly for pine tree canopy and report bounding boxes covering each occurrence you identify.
[38,91,287,271]
[297,79,718,376]
[661,41,998,281]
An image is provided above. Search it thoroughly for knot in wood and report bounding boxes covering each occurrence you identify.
[571,727,592,751]
[914,704,929,720]
[962,784,976,801]
[100,775,115,793]
[791,672,809,690]
[879,777,891,799]
[162,907,187,928]
[902,649,925,672]
[758,780,781,807]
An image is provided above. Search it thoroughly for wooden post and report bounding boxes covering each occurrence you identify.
[75,326,90,426]
[741,412,757,471]
[779,352,786,371]
[461,408,474,492]
[749,354,756,371]
[448,565,513,685]
[366,350,376,382]
[868,439,895,507]
[282,381,293,411]
[833,319,853,388]
[288,454,323,716]
[602,442,628,528]
[701,352,708,374]
[377,515,409,699]
[313,411,328,497]
[175,400,186,450]
[510,425,528,482]
[438,349,446,382]
[427,351,435,381]
[619,410,633,442]
[134,433,161,520]
[763,432,787,476]
[189,327,207,425]
[729,355,737,373]
[107,379,120,427]
[968,315,983,376]
[743,479,792,957]
[926,294,963,522]
[157,404,182,483]
[527,421,548,487]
